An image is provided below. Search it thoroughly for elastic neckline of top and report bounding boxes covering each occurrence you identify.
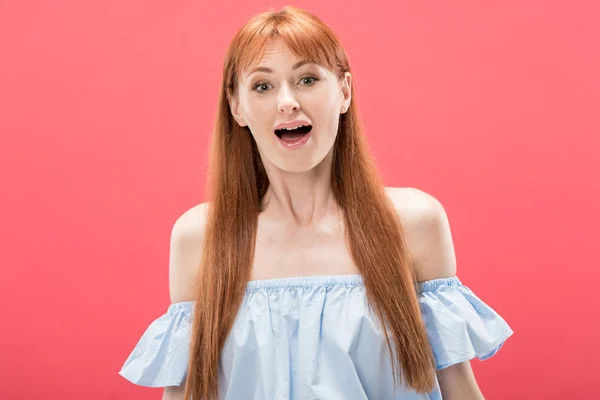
[245,273,364,291]
[167,274,462,308]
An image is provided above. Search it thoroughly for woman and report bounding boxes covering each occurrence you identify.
[119,6,513,400]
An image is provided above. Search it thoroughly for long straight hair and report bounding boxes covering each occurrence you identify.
[184,6,436,399]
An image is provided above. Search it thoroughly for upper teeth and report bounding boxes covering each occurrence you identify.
[282,125,306,130]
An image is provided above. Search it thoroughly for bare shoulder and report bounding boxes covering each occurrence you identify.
[168,202,210,304]
[383,187,447,233]
[384,187,457,282]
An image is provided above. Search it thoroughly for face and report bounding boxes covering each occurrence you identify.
[228,38,352,173]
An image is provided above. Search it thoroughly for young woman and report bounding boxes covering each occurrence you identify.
[119,6,513,400]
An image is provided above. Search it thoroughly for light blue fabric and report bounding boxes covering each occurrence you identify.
[119,274,513,399]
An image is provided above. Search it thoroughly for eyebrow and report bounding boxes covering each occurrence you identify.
[248,60,314,76]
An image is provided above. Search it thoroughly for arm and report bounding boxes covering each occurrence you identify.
[163,202,209,399]
[387,187,485,400]
[162,386,185,400]
[436,361,485,400]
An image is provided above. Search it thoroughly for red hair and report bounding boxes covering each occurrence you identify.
[185,6,436,399]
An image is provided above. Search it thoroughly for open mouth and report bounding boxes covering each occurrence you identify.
[274,125,313,141]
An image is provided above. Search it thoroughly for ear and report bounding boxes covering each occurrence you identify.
[227,91,248,127]
[340,72,352,114]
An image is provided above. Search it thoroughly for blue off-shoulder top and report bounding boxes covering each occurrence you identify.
[119,275,513,399]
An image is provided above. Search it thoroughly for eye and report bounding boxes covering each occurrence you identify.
[252,81,272,93]
[300,76,318,86]
[251,76,319,93]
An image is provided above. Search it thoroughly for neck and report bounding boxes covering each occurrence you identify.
[259,152,340,227]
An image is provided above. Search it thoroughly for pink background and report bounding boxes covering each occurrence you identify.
[1,1,598,399]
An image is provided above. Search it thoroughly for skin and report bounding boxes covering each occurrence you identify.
[162,39,485,399]
[227,37,352,228]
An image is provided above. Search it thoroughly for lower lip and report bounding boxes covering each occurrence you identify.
[276,129,313,149]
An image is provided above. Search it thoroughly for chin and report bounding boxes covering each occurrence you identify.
[279,152,334,174]
[275,162,316,173]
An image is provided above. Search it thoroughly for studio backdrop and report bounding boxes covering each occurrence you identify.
[1,1,598,399]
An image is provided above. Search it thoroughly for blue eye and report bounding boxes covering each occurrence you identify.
[300,76,318,85]
[252,76,318,93]
[253,81,271,93]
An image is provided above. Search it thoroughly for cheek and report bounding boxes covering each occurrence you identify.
[241,100,274,137]
[313,92,342,132]
[239,97,260,122]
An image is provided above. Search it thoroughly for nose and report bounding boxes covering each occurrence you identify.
[277,85,300,114]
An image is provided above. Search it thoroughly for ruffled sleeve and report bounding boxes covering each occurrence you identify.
[119,301,194,387]
[418,276,514,370]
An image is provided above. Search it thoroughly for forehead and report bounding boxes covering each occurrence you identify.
[258,38,297,63]
[241,39,318,79]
